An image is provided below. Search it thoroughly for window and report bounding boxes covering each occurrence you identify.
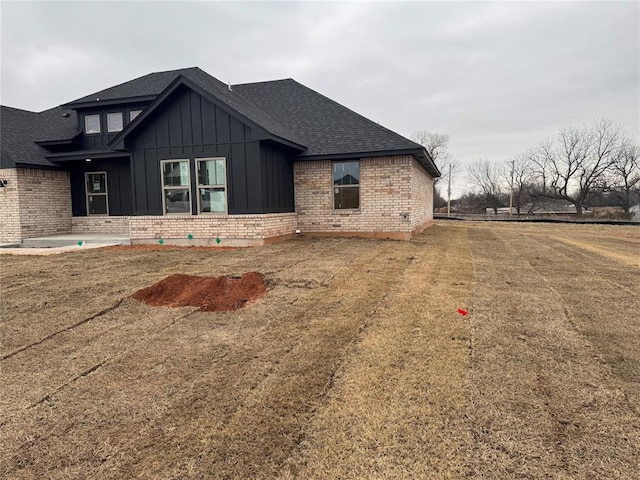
[333,161,360,209]
[85,114,101,134]
[161,160,191,214]
[85,172,108,215]
[130,110,142,121]
[197,158,227,213]
[107,112,123,132]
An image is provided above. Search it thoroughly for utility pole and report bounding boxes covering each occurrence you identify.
[509,159,514,217]
[447,163,452,217]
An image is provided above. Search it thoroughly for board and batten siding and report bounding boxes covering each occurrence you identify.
[127,85,295,215]
[79,103,150,150]
[69,158,133,216]
[260,141,295,213]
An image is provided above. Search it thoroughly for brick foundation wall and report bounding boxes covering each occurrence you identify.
[128,212,298,246]
[409,158,434,233]
[0,169,21,242]
[72,216,131,234]
[295,155,431,239]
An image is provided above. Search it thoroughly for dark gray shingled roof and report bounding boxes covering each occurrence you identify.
[64,68,199,105]
[34,106,80,143]
[4,68,439,176]
[1,105,79,168]
[67,67,304,147]
[233,79,426,158]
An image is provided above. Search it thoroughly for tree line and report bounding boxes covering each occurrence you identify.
[413,119,639,217]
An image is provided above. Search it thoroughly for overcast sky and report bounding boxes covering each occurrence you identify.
[1,1,638,196]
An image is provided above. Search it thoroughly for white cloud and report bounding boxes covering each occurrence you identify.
[1,0,637,197]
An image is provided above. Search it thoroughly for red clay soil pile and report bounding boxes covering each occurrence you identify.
[131,272,267,312]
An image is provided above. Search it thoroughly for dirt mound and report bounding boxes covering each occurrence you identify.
[131,272,267,312]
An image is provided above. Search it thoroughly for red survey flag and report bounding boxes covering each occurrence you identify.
[457,308,469,316]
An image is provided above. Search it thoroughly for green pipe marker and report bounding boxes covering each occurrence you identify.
[158,238,165,245]
[187,233,193,239]
[77,240,85,246]
[215,237,221,244]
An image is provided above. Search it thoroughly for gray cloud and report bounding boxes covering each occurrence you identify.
[1,1,638,196]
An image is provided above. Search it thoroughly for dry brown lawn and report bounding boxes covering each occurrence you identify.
[1,221,638,479]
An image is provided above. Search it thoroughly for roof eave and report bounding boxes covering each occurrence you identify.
[46,151,130,162]
[297,148,441,177]
[61,95,157,110]
[35,132,82,146]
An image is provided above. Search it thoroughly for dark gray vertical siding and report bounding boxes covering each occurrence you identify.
[128,86,276,215]
[79,103,149,149]
[260,142,295,213]
[69,158,132,216]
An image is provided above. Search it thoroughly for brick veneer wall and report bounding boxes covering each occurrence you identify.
[0,168,72,242]
[17,169,72,238]
[294,155,433,240]
[128,212,298,246]
[409,158,434,234]
[72,216,131,234]
[0,169,21,242]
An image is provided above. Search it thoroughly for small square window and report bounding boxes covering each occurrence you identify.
[107,112,123,133]
[130,110,142,121]
[85,114,101,134]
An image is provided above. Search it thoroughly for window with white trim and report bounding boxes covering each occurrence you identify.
[161,160,191,214]
[130,110,142,121]
[85,172,108,215]
[107,112,123,132]
[197,158,227,213]
[333,161,360,209]
[85,114,101,134]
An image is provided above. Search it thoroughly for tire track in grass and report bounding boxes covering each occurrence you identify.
[277,224,474,479]
[106,240,410,480]
[498,229,640,410]
[0,238,347,359]
[1,238,402,479]
[467,226,640,479]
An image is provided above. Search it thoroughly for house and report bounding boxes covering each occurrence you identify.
[0,67,439,245]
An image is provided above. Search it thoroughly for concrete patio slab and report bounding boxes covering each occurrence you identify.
[0,233,130,255]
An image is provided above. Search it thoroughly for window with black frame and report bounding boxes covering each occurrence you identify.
[197,158,227,213]
[85,172,108,215]
[161,160,191,214]
[333,161,360,209]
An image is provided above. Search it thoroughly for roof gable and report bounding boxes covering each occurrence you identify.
[108,74,305,151]
[4,67,439,176]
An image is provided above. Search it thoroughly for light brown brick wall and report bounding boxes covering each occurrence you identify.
[128,212,298,246]
[72,216,131,234]
[409,158,434,233]
[0,168,72,241]
[0,169,21,242]
[295,155,433,239]
[17,169,72,238]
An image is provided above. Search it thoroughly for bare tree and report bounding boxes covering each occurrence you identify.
[529,119,624,215]
[410,131,457,185]
[607,139,640,214]
[500,154,535,215]
[466,159,504,214]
